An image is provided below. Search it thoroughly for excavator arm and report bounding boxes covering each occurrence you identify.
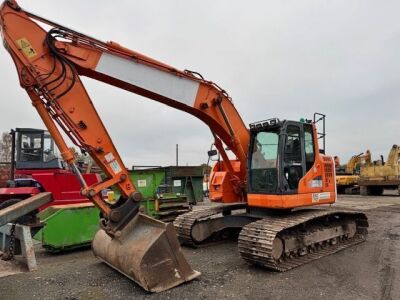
[0,0,250,292]
[0,0,249,235]
[386,145,400,166]
[345,150,371,174]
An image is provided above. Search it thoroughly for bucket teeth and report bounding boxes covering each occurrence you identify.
[92,213,200,292]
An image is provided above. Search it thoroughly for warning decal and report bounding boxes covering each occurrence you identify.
[104,152,122,174]
[16,38,38,59]
[312,192,331,203]
[137,180,147,187]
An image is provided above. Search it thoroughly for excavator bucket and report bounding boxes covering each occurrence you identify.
[92,213,200,292]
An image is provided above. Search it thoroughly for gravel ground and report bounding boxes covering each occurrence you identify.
[0,194,399,300]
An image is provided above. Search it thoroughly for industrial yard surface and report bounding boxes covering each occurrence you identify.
[1,194,399,300]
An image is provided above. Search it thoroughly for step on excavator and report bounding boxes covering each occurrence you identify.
[0,0,368,292]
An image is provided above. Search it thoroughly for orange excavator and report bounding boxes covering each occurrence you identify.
[0,0,368,292]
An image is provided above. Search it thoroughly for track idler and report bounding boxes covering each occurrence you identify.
[92,213,200,292]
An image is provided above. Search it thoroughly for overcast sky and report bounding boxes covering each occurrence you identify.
[1,0,399,168]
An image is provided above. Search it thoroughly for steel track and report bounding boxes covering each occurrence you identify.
[238,210,368,271]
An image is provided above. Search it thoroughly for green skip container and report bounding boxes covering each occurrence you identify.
[33,203,100,252]
[130,166,204,205]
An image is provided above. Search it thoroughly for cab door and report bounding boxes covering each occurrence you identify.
[281,122,305,193]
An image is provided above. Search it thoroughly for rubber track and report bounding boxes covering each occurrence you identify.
[238,210,368,271]
[173,206,224,247]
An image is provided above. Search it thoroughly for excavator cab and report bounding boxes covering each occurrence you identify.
[14,128,63,170]
[249,119,313,194]
[248,116,336,209]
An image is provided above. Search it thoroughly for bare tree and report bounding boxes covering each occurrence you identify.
[0,131,12,163]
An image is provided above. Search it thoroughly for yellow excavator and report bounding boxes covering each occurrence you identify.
[359,145,400,196]
[335,151,371,194]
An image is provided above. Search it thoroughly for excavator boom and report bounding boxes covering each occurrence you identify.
[0,0,226,291]
[0,0,369,290]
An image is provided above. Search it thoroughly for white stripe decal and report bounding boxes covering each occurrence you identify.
[96,53,200,106]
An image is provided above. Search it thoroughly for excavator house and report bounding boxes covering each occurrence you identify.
[0,0,368,293]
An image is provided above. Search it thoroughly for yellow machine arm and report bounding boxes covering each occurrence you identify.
[385,145,400,166]
[345,150,371,174]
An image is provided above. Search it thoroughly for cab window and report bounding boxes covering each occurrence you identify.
[251,132,279,169]
[249,131,279,194]
[284,125,301,163]
[304,125,315,171]
[283,125,302,191]
[20,133,42,162]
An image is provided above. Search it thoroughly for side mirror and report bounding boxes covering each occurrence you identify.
[208,150,218,157]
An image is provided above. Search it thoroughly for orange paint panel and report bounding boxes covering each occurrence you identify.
[248,192,335,209]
